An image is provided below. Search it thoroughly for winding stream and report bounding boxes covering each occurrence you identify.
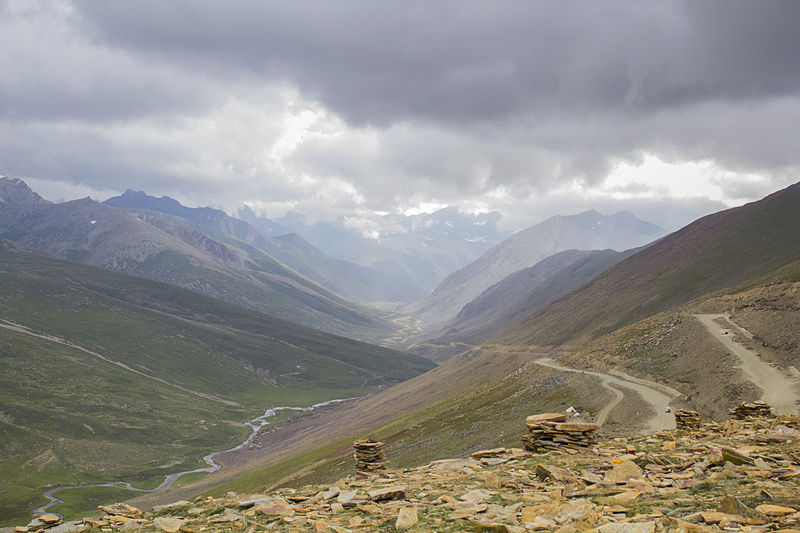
[33,397,356,517]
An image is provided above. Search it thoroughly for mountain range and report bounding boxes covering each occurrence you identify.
[410,247,641,361]
[496,181,800,348]
[3,175,800,523]
[406,209,666,329]
[241,206,510,295]
[106,190,424,306]
[162,181,800,507]
[0,179,398,341]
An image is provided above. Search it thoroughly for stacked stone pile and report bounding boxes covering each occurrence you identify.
[353,439,387,473]
[674,408,702,429]
[731,401,772,419]
[15,513,62,533]
[521,413,599,452]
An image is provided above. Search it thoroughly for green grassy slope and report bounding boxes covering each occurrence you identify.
[0,240,433,524]
[495,181,800,348]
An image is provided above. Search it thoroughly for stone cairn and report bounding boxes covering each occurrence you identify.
[521,413,599,452]
[730,401,772,419]
[353,439,387,473]
[674,408,702,429]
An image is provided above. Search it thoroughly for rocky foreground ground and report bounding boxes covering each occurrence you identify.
[18,414,800,533]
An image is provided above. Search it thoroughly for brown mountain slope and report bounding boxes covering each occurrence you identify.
[105,190,424,304]
[410,248,639,362]
[406,210,664,329]
[495,181,800,348]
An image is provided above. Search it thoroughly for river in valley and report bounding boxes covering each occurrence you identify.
[32,397,356,517]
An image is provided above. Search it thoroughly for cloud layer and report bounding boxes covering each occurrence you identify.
[2,0,799,230]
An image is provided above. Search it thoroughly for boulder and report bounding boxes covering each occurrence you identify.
[254,498,295,516]
[605,460,643,484]
[97,504,140,519]
[755,504,797,516]
[395,507,418,530]
[153,517,183,533]
[368,486,406,501]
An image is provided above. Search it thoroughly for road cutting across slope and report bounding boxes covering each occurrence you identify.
[533,357,682,433]
[695,314,799,414]
[0,319,240,406]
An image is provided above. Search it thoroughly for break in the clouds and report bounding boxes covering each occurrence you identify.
[1,0,799,231]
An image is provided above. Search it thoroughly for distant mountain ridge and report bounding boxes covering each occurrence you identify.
[106,190,425,304]
[407,209,665,328]
[0,178,395,340]
[241,206,511,294]
[0,176,51,207]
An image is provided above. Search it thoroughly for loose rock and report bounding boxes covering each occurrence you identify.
[153,517,182,533]
[395,507,418,530]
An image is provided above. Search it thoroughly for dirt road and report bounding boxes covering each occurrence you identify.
[594,382,624,426]
[533,357,682,432]
[695,314,799,414]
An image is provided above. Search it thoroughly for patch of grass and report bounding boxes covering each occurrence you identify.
[173,471,209,488]
[0,480,50,527]
[626,503,654,517]
[206,436,353,497]
[689,481,718,494]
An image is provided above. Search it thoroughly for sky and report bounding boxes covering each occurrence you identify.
[1,0,799,232]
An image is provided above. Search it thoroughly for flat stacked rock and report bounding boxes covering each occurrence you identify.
[730,401,772,419]
[353,439,387,473]
[521,413,598,452]
[674,409,702,429]
[17,513,63,533]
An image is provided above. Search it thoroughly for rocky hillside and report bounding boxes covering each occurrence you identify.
[19,411,800,532]
[0,176,50,207]
[408,210,664,329]
[554,257,800,421]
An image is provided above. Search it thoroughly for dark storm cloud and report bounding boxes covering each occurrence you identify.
[71,1,800,125]
[2,0,799,232]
